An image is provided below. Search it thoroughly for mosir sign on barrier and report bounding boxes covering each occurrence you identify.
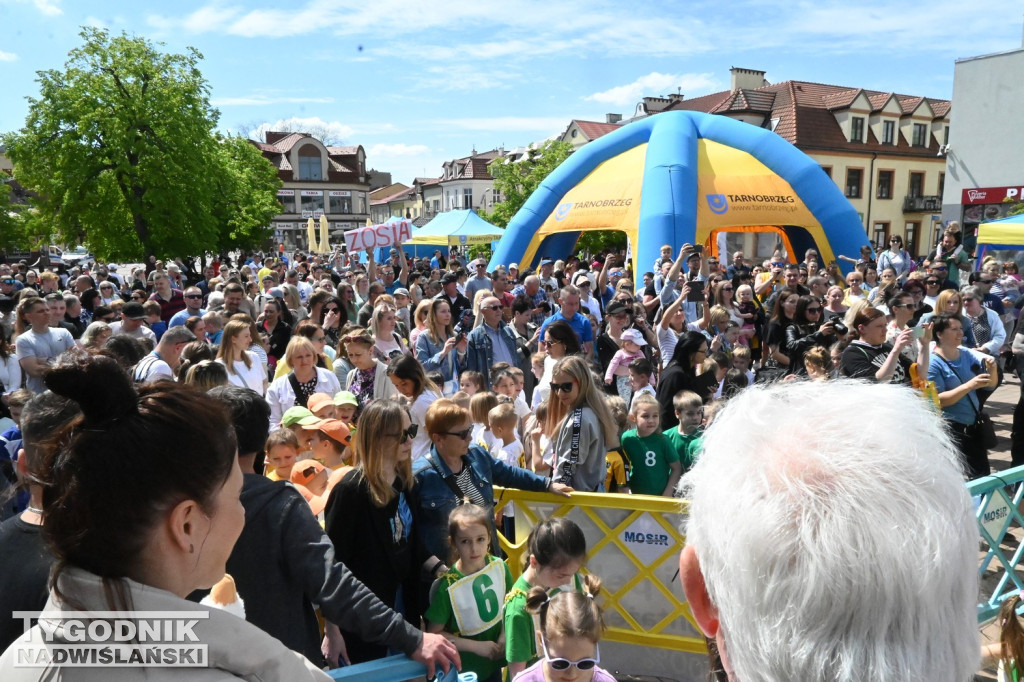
[344,220,413,251]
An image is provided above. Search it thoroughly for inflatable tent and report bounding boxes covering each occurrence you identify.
[488,111,870,275]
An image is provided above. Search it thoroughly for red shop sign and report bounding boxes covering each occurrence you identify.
[961,185,1024,205]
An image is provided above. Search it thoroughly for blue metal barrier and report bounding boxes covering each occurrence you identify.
[969,464,1024,624]
[326,655,426,682]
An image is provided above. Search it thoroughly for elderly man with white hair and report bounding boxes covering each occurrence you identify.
[678,379,978,682]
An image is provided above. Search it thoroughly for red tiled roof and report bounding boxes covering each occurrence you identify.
[661,79,950,155]
[571,120,621,141]
[440,149,502,182]
[251,133,366,185]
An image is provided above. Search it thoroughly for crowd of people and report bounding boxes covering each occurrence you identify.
[0,222,1014,679]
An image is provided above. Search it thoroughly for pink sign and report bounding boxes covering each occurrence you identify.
[344,220,413,251]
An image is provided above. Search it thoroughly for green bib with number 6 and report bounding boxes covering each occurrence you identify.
[449,559,507,636]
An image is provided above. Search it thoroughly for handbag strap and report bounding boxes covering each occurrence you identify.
[426,452,471,503]
[288,372,309,408]
[936,353,982,418]
[557,408,584,486]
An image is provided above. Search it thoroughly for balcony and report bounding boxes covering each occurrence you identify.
[903,195,942,213]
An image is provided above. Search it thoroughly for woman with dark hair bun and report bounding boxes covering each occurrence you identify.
[656,331,718,429]
[0,349,331,679]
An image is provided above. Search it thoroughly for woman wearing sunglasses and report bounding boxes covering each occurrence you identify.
[547,356,618,492]
[324,401,425,665]
[415,399,571,575]
[515,575,614,682]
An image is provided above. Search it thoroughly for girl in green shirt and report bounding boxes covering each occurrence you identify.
[425,504,512,682]
[504,517,587,676]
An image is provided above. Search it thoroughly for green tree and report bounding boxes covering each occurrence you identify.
[482,140,573,228]
[4,28,278,262]
[209,135,282,254]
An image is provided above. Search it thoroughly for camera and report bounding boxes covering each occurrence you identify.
[831,320,848,335]
[453,309,474,338]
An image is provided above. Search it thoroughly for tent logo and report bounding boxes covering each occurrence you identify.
[555,203,573,221]
[706,194,729,214]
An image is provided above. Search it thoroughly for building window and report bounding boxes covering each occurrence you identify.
[943,126,950,145]
[300,191,324,213]
[938,173,945,198]
[851,117,864,143]
[872,222,889,248]
[433,199,440,212]
[277,190,296,213]
[298,145,322,181]
[877,170,893,199]
[845,168,863,199]
[912,123,927,147]
[329,191,352,214]
[820,165,832,178]
[356,192,367,214]
[882,120,895,145]
[905,222,919,257]
[463,188,473,209]
[909,172,924,198]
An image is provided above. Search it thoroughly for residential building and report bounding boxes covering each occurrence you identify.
[639,68,950,258]
[413,177,443,225]
[366,169,393,191]
[369,183,417,224]
[942,45,1024,250]
[252,132,370,251]
[438,149,503,213]
[559,116,623,149]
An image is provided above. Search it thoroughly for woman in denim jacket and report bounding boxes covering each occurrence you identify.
[413,399,572,568]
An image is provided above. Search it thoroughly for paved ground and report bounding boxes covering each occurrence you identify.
[975,375,1019,681]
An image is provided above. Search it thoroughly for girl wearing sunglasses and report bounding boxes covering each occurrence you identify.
[515,573,612,682]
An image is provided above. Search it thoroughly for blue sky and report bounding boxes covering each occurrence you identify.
[1,0,1022,184]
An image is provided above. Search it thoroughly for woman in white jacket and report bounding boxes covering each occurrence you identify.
[0,351,329,681]
[267,336,341,428]
[342,329,398,412]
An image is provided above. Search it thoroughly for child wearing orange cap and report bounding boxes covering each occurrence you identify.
[301,419,354,516]
[306,392,337,420]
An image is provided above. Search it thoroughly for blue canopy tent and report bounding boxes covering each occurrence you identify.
[405,209,503,248]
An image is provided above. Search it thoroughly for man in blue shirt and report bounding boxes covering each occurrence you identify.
[539,285,593,355]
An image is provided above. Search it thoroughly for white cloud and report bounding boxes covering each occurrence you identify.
[5,0,61,16]
[146,0,1022,63]
[368,143,430,157]
[0,51,18,62]
[441,117,567,133]
[32,0,61,16]
[211,95,335,106]
[585,72,722,107]
[417,64,516,92]
[255,116,354,143]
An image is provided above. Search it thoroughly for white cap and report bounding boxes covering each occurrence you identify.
[620,328,647,346]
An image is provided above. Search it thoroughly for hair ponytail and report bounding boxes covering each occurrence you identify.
[1000,594,1024,676]
[525,574,605,643]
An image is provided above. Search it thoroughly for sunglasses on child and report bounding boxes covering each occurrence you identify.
[549,381,575,393]
[541,636,599,671]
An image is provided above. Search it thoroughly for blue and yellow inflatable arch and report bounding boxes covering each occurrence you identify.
[489,111,869,274]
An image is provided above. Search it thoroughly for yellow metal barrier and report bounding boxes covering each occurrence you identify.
[493,487,708,657]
